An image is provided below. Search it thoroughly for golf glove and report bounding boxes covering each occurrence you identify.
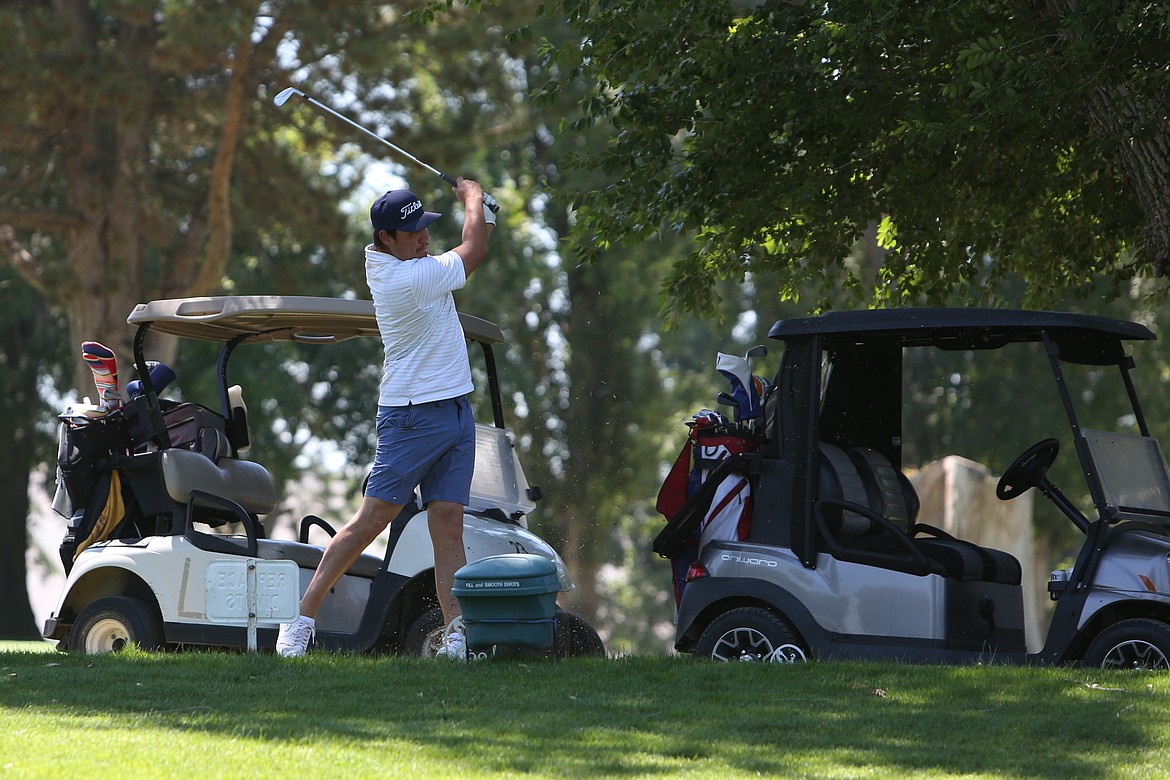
[483,200,498,225]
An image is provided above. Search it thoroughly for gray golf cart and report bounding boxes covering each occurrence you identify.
[44,295,604,658]
[657,308,1170,670]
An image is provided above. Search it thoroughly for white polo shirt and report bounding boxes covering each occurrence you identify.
[365,245,474,407]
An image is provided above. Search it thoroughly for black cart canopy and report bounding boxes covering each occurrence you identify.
[768,308,1153,364]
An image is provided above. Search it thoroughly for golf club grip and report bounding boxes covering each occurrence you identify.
[443,173,501,213]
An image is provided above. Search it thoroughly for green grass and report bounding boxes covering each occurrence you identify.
[2,649,1170,778]
[0,641,54,653]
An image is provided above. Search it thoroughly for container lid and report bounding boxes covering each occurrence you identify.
[454,553,557,588]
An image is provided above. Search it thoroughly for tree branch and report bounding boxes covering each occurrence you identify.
[191,8,264,296]
[0,225,48,295]
[0,207,86,234]
[0,124,49,155]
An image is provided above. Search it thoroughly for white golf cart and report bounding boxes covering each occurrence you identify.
[44,295,604,658]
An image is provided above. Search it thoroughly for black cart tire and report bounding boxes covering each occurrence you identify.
[1084,618,1170,670]
[555,611,606,658]
[695,607,807,663]
[69,596,164,654]
[403,606,446,658]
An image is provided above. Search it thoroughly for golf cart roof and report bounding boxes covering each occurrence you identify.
[128,295,505,345]
[768,308,1154,351]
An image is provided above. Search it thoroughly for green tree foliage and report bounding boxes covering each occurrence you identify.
[0,0,384,381]
[1,0,737,645]
[540,0,1170,315]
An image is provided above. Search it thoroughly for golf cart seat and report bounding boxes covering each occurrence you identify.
[160,447,277,516]
[816,443,940,576]
[817,444,876,537]
[850,447,1021,585]
[818,443,989,580]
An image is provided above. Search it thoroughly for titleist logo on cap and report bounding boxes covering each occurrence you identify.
[370,189,441,233]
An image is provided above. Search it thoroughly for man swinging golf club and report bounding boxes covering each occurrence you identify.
[277,178,496,659]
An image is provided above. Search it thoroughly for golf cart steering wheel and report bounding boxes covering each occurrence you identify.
[996,438,1060,501]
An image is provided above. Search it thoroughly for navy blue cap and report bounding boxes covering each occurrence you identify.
[370,190,441,233]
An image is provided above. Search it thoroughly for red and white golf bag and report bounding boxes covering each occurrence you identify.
[657,411,759,605]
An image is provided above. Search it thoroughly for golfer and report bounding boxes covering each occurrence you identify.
[278,178,495,659]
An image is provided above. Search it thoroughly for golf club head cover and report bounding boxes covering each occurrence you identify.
[716,352,760,421]
[81,341,121,411]
[126,361,177,399]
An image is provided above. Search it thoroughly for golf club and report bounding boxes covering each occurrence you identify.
[273,86,499,213]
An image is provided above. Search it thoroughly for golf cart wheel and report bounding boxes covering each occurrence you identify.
[68,596,164,654]
[1084,619,1170,671]
[403,606,446,658]
[696,607,808,663]
[555,611,606,658]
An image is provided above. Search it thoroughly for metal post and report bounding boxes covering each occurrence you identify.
[246,559,258,652]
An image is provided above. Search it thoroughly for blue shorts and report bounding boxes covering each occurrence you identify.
[365,396,475,506]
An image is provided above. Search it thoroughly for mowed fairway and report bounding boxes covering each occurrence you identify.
[3,646,1170,778]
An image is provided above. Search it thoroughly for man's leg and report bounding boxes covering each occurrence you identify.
[277,495,402,656]
[426,499,467,624]
[414,395,474,660]
[302,495,403,616]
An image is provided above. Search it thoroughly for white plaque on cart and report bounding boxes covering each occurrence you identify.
[206,559,299,622]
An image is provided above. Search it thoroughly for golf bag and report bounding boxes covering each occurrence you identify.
[656,411,759,605]
[55,413,134,572]
[53,358,226,573]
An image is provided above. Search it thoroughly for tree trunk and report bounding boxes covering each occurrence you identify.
[556,261,612,625]
[0,296,51,639]
[1038,0,1170,276]
[1084,84,1170,276]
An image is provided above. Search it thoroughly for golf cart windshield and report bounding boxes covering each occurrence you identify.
[1081,430,1170,519]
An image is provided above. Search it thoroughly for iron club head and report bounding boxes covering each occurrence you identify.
[273,87,304,107]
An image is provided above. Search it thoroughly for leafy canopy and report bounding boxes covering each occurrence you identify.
[538,0,1170,315]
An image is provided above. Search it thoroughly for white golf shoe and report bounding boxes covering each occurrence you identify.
[435,616,467,661]
[276,615,315,657]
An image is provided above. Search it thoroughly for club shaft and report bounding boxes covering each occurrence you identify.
[277,86,497,211]
[301,94,456,186]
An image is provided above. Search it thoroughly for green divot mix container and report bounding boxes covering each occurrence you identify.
[453,553,560,650]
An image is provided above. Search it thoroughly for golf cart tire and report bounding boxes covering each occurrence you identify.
[1084,618,1170,670]
[403,606,446,658]
[69,596,165,654]
[555,610,606,658]
[695,606,808,663]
